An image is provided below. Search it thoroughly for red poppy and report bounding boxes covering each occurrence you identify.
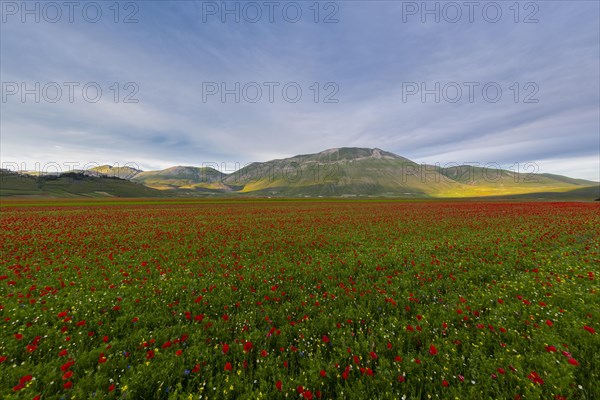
[583,325,596,334]
[527,371,544,385]
[64,381,73,389]
[12,382,26,391]
[224,362,232,371]
[567,358,579,366]
[442,380,449,387]
[429,345,438,356]
[243,341,253,352]
[108,384,115,392]
[276,380,282,391]
[222,343,230,354]
[545,345,557,352]
[320,369,326,377]
[370,351,378,359]
[146,350,155,360]
[61,360,75,372]
[322,335,330,343]
[62,371,73,380]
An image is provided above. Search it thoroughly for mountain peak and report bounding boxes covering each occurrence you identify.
[89,165,142,179]
[313,147,406,161]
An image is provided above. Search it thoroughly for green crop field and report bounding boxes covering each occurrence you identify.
[1,200,598,399]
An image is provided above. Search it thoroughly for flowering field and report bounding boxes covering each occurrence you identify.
[1,200,598,399]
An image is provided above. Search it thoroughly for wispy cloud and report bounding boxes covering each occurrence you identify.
[1,1,598,180]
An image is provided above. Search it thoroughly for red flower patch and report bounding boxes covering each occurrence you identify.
[527,371,544,385]
[429,345,438,356]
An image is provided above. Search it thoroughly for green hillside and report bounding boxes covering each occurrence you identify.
[435,165,597,197]
[537,173,598,186]
[132,166,228,191]
[0,171,169,198]
[486,185,600,201]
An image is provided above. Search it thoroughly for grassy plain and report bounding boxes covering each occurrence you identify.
[1,200,598,399]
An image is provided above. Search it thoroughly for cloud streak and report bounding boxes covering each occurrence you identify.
[1,1,598,180]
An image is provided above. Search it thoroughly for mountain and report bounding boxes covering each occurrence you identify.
[223,147,460,197]
[2,148,598,199]
[221,148,597,197]
[131,166,228,191]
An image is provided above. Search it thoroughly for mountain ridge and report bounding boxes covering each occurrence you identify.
[3,148,598,199]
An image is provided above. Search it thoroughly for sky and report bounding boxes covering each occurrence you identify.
[1,0,599,180]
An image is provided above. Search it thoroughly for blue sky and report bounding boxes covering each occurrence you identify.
[1,0,599,180]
